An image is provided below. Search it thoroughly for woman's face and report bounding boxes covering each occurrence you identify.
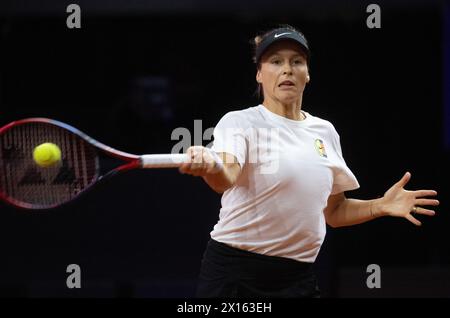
[256,41,310,105]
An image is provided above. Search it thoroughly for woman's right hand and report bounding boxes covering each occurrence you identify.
[179,146,223,177]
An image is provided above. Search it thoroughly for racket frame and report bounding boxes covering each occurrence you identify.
[0,118,187,210]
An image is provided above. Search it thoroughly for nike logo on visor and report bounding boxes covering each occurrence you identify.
[274,32,292,38]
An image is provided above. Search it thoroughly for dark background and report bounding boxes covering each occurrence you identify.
[0,0,448,297]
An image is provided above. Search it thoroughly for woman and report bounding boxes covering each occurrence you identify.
[178,25,439,298]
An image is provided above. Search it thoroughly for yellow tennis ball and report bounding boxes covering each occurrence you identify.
[33,143,62,167]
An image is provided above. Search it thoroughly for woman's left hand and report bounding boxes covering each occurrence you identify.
[378,172,439,226]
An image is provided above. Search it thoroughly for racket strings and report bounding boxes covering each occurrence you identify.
[0,122,99,209]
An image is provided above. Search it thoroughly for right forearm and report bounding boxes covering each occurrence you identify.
[202,165,238,193]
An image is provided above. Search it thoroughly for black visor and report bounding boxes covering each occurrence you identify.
[255,28,310,64]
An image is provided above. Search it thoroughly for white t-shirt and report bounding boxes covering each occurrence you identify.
[210,104,360,263]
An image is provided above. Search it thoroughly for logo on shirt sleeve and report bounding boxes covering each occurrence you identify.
[314,139,327,158]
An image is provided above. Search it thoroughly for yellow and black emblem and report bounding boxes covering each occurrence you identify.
[314,139,327,158]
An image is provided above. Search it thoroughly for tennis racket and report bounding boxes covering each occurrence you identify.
[0,118,188,210]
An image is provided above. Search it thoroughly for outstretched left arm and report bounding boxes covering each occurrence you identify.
[324,172,439,228]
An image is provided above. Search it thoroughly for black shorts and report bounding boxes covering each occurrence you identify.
[196,239,320,298]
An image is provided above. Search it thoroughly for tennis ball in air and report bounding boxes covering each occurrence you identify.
[33,143,62,167]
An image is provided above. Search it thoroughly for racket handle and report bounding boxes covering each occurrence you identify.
[140,154,189,168]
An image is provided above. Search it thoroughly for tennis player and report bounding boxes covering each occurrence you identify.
[179,25,439,298]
